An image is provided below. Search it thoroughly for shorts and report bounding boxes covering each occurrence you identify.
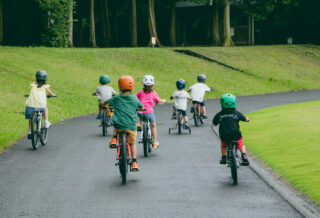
[173,106,187,116]
[221,138,244,150]
[138,113,155,123]
[192,101,205,106]
[115,129,137,145]
[25,107,45,119]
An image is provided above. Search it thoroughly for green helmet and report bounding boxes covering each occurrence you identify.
[99,75,110,84]
[220,94,237,109]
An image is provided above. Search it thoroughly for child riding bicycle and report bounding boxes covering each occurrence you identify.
[136,75,166,148]
[170,79,190,128]
[25,70,56,139]
[107,76,145,171]
[92,75,117,120]
[188,74,214,119]
[212,94,250,166]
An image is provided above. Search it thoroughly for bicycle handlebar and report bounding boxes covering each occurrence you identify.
[24,95,57,98]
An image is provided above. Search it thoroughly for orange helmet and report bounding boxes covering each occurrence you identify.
[118,75,135,91]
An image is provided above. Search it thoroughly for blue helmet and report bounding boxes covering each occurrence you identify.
[176,79,186,90]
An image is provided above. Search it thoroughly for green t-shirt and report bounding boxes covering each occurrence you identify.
[108,94,143,131]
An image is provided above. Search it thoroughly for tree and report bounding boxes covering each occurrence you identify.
[0,0,3,44]
[148,0,161,46]
[131,0,137,47]
[90,0,97,47]
[102,0,112,46]
[68,0,74,47]
[211,1,220,45]
[170,0,176,46]
[222,0,233,46]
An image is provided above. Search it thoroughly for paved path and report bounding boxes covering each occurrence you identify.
[1,90,319,217]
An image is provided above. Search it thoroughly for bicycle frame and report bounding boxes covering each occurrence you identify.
[169,110,191,134]
[116,131,132,184]
[139,118,153,157]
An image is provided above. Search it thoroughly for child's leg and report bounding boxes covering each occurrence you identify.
[29,119,32,129]
[109,128,117,148]
[183,116,188,122]
[220,141,227,164]
[202,106,206,115]
[44,108,48,120]
[221,144,227,156]
[151,122,158,142]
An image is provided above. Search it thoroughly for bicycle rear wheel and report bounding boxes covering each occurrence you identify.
[102,111,107,136]
[178,115,182,134]
[230,147,238,185]
[119,133,127,184]
[31,113,39,150]
[193,106,198,126]
[40,119,48,145]
[143,123,148,157]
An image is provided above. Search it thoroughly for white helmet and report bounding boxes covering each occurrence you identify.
[142,75,155,86]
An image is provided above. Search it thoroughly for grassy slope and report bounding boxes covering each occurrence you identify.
[0,45,319,151]
[241,101,320,204]
[190,45,320,90]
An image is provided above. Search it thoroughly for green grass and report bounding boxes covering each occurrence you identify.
[241,101,320,204]
[189,45,320,90]
[0,45,319,151]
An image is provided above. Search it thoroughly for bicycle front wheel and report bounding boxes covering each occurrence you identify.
[40,119,48,146]
[143,123,148,157]
[119,133,127,184]
[230,147,238,185]
[31,114,40,150]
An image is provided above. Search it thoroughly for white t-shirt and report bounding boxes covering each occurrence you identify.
[172,90,190,110]
[189,83,211,102]
[96,85,116,103]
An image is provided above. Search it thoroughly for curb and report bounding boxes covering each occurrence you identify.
[211,125,320,218]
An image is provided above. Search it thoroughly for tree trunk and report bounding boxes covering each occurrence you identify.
[0,0,3,44]
[212,3,220,45]
[68,0,74,47]
[148,0,161,47]
[131,0,137,47]
[248,15,254,46]
[170,0,176,46]
[223,0,233,46]
[90,0,97,47]
[102,0,111,46]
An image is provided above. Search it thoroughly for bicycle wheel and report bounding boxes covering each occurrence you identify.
[102,111,106,136]
[31,113,40,150]
[119,133,127,184]
[178,114,182,134]
[40,118,48,145]
[143,123,149,157]
[193,106,198,126]
[230,147,238,185]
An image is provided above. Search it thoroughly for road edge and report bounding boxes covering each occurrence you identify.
[211,124,320,218]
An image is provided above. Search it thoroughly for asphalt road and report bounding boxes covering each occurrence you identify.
[1,90,319,217]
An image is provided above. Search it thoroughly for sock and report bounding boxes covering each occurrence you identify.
[132,159,137,163]
[28,129,31,134]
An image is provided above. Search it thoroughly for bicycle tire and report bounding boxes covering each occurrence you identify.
[231,146,238,185]
[31,113,39,150]
[143,122,148,157]
[193,106,198,126]
[40,118,48,145]
[102,111,106,136]
[119,133,127,184]
[178,114,182,134]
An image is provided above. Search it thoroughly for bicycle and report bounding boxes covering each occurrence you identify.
[191,101,204,126]
[226,141,240,185]
[100,106,113,136]
[169,109,191,135]
[25,95,56,150]
[139,117,153,157]
[115,131,133,184]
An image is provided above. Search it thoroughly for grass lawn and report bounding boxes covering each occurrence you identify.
[189,45,320,90]
[241,101,320,204]
[0,45,319,151]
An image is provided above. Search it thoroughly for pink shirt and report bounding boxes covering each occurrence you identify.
[136,90,161,114]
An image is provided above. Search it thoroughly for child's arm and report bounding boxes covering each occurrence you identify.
[92,92,98,96]
[46,88,56,97]
[245,116,249,122]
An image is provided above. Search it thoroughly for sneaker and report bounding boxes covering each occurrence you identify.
[96,114,102,120]
[28,134,32,139]
[109,138,117,149]
[190,107,194,113]
[137,124,142,131]
[241,154,250,166]
[132,162,140,171]
[220,155,227,164]
[183,121,190,129]
[44,120,51,128]
[152,141,159,148]
[202,114,208,119]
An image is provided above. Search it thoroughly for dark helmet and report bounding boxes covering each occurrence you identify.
[36,70,47,82]
[197,74,206,83]
[176,79,186,90]
[99,75,110,85]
